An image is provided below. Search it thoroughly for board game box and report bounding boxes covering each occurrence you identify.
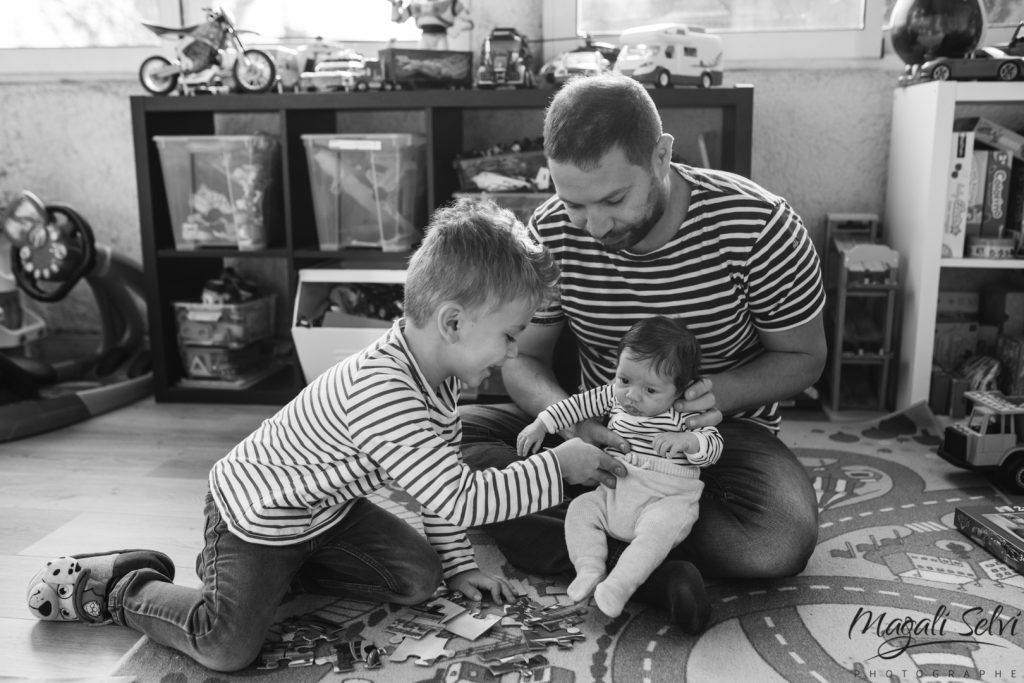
[954,504,1024,574]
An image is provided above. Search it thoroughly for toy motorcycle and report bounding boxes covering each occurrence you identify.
[138,6,277,95]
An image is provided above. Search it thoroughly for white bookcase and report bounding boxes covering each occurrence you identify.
[886,81,1024,409]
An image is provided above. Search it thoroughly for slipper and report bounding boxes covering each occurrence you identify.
[26,549,175,623]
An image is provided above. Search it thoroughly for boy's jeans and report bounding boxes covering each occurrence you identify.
[108,494,441,672]
[459,403,819,580]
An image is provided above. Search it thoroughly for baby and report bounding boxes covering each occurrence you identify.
[518,315,723,617]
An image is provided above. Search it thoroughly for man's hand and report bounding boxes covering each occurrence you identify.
[673,377,723,429]
[551,438,627,488]
[517,420,548,457]
[447,568,516,603]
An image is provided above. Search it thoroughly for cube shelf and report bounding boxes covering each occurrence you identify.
[132,88,753,403]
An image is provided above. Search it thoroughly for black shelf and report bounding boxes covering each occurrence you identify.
[132,87,753,403]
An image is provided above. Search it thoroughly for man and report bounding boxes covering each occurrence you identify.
[461,72,827,634]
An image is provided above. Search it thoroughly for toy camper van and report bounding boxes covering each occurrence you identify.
[613,23,724,88]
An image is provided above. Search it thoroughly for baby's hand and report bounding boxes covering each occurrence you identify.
[653,433,699,459]
[612,448,642,467]
[516,420,548,458]
[448,568,516,604]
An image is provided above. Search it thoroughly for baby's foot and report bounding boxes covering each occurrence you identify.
[567,563,605,602]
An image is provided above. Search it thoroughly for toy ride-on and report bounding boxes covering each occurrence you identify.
[0,191,153,442]
[936,390,1024,492]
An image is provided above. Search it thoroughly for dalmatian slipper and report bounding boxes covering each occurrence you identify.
[26,549,175,623]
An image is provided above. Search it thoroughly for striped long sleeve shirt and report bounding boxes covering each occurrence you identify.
[537,384,723,466]
[209,321,564,578]
[529,164,825,433]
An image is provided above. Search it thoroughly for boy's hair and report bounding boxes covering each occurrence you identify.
[404,197,559,327]
[617,316,701,394]
[543,72,663,171]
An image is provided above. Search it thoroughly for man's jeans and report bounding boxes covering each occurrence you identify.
[460,402,819,580]
[108,494,441,672]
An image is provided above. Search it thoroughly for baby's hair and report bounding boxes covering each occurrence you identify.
[404,196,559,327]
[617,316,701,394]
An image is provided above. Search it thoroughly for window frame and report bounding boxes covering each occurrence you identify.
[543,0,888,66]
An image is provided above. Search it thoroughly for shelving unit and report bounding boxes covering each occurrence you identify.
[132,87,754,404]
[885,81,1024,410]
[824,238,899,412]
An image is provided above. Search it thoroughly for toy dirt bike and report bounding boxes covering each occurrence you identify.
[138,6,277,95]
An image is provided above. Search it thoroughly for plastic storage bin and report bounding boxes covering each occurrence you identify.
[173,296,275,349]
[154,134,278,250]
[453,192,551,224]
[180,344,264,380]
[301,134,425,252]
[292,269,405,383]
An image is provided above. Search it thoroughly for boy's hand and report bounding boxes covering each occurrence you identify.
[448,568,516,603]
[672,377,723,429]
[573,419,631,454]
[653,432,699,459]
[517,420,548,457]
[551,438,627,488]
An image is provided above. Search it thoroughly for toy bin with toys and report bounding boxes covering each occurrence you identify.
[154,134,279,251]
[301,134,426,252]
[291,268,405,383]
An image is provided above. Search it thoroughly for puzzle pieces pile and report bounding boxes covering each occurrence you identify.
[254,590,591,677]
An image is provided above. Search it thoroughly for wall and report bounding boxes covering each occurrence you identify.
[0,7,904,331]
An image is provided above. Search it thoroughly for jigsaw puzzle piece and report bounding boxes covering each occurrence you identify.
[388,632,454,666]
[444,610,503,640]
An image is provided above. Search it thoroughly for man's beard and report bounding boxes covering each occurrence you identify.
[600,179,668,253]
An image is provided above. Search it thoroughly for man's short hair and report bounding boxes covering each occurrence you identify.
[404,196,559,327]
[617,316,701,393]
[544,72,663,171]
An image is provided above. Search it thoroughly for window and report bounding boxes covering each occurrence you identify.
[0,0,418,77]
[545,0,1024,64]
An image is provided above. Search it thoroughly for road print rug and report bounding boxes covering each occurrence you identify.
[112,403,1024,682]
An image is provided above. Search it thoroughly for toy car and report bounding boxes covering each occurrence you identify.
[910,47,1024,83]
[538,49,610,88]
[476,27,534,89]
[299,48,369,92]
[937,390,1024,492]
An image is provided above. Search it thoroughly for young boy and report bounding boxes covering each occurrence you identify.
[25,197,625,673]
[518,316,722,621]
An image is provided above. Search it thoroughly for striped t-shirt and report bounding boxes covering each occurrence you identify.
[530,164,825,432]
[537,384,724,466]
[209,320,564,578]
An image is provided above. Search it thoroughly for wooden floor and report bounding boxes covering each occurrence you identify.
[0,398,279,680]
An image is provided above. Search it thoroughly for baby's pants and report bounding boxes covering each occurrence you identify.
[565,456,703,597]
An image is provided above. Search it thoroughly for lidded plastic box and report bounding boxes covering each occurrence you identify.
[301,134,425,251]
[154,134,278,250]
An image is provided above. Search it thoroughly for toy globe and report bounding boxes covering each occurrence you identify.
[888,0,986,65]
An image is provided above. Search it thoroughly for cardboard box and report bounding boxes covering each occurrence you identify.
[966,149,990,238]
[998,334,1024,395]
[934,319,979,373]
[943,129,974,258]
[937,290,979,317]
[954,505,1024,575]
[980,286,1024,337]
[291,269,404,384]
[981,149,1013,238]
[957,117,1024,162]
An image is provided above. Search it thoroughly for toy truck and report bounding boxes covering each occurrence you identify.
[936,390,1024,491]
[476,27,535,89]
